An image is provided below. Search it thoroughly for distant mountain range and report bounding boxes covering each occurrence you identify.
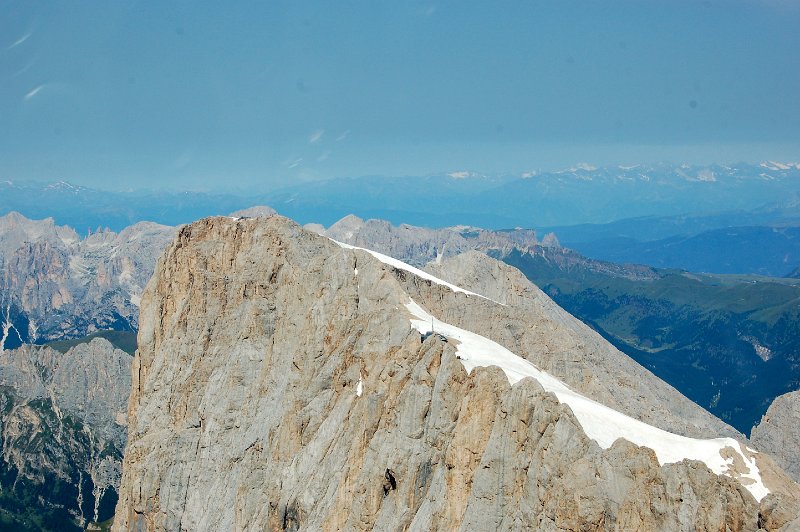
[3,161,800,276]
[0,212,175,348]
[559,225,800,277]
[3,161,799,231]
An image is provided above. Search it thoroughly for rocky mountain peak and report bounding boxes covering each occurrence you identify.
[323,214,539,268]
[326,213,366,236]
[0,212,176,346]
[114,215,800,530]
[0,211,79,249]
[228,205,277,219]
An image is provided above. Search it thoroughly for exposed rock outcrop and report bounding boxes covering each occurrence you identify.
[323,214,540,267]
[0,212,176,347]
[323,214,659,280]
[423,250,738,440]
[752,390,800,483]
[115,216,800,530]
[0,338,131,528]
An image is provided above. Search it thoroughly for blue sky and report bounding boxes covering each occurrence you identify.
[1,1,798,191]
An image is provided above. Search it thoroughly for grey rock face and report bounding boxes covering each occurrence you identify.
[228,205,277,218]
[115,216,800,531]
[0,212,176,346]
[323,214,540,267]
[324,213,660,281]
[0,338,131,526]
[752,390,800,483]
[424,250,741,440]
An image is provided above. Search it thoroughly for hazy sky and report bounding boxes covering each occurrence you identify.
[1,1,798,191]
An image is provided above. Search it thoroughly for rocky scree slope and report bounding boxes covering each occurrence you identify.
[0,338,130,529]
[115,216,800,531]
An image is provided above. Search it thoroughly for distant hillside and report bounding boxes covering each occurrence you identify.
[500,248,800,434]
[563,226,800,277]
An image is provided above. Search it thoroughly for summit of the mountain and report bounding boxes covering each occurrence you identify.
[228,205,277,219]
[114,215,800,530]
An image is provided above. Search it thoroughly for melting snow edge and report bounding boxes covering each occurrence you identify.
[404,298,769,502]
[331,239,500,303]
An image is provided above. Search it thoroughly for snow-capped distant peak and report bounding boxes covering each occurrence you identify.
[573,162,597,171]
[44,180,82,193]
[760,161,796,171]
[447,171,477,179]
[696,169,716,182]
[557,163,597,177]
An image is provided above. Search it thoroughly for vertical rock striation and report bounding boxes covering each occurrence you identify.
[115,216,800,531]
[0,212,176,346]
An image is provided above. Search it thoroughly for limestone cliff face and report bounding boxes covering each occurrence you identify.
[0,212,176,348]
[0,338,131,527]
[115,216,799,531]
[752,391,800,483]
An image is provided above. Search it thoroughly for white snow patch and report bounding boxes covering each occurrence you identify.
[331,239,498,303]
[405,298,770,502]
[696,169,716,182]
[354,267,358,276]
[356,373,364,397]
[762,161,791,171]
[447,171,472,179]
[561,162,597,173]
